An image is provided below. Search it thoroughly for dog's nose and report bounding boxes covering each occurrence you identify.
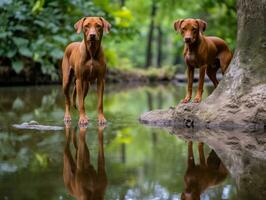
[89,33,96,39]
[184,37,192,43]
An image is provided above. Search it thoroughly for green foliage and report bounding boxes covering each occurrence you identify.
[0,0,134,76]
[0,0,237,78]
[110,0,236,69]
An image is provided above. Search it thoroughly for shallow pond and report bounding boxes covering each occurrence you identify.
[0,83,263,200]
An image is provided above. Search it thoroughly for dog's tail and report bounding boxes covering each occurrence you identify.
[71,80,77,109]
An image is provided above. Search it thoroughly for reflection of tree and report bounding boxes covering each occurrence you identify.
[146,90,164,146]
[121,142,126,163]
[63,126,107,200]
[146,91,158,146]
[181,142,228,200]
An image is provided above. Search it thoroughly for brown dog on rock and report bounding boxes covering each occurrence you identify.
[174,18,232,103]
[62,17,111,125]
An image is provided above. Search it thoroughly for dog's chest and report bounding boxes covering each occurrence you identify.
[185,52,198,67]
[82,60,102,79]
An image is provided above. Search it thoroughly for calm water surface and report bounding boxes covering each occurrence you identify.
[0,83,243,199]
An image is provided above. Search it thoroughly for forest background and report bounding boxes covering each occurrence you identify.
[0,0,236,84]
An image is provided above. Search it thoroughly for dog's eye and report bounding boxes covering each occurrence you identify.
[96,25,102,29]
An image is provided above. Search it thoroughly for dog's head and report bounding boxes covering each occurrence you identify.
[74,17,111,42]
[174,18,207,44]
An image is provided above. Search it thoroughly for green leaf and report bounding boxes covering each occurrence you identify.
[13,37,29,46]
[11,25,28,32]
[50,48,64,59]
[19,46,32,57]
[0,32,12,39]
[53,35,68,45]
[41,63,54,74]
[6,49,17,58]
[32,0,45,14]
[12,61,23,73]
[34,20,46,27]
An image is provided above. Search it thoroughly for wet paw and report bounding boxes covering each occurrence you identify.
[64,115,72,123]
[193,97,202,103]
[181,97,191,104]
[98,115,107,125]
[78,116,89,127]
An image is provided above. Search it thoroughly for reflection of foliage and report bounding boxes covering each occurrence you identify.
[30,153,49,170]
[0,132,30,174]
[0,85,237,199]
[113,128,133,144]
[0,130,63,174]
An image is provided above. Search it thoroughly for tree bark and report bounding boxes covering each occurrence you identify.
[196,0,266,127]
[120,0,125,7]
[140,0,266,129]
[156,25,163,68]
[145,0,157,68]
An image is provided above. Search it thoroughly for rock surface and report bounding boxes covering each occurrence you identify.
[140,83,266,130]
[13,121,63,131]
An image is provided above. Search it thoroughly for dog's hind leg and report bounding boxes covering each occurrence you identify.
[71,79,77,109]
[219,51,232,75]
[207,60,219,88]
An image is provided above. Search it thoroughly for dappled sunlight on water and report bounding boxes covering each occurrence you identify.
[0,84,244,199]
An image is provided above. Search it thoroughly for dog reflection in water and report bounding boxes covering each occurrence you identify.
[181,141,228,200]
[63,125,107,200]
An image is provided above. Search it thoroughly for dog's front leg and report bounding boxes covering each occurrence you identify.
[76,78,89,126]
[182,66,194,103]
[97,79,106,124]
[194,65,207,103]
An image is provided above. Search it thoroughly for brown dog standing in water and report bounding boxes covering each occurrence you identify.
[62,17,111,125]
[174,18,232,103]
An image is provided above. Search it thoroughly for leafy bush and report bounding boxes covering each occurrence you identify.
[0,0,135,78]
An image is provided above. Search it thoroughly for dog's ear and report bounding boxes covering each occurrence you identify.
[196,19,207,32]
[74,17,86,34]
[100,17,111,33]
[174,19,184,32]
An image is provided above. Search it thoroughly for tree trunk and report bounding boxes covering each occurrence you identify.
[145,0,157,68]
[197,0,266,127]
[120,0,125,7]
[156,25,163,68]
[140,0,266,129]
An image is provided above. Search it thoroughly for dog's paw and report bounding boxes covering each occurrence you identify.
[98,115,107,125]
[78,116,89,127]
[193,97,202,103]
[64,115,72,123]
[181,97,191,104]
